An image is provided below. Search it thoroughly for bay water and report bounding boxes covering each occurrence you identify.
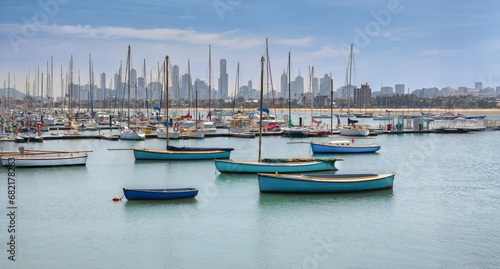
[0,116,499,268]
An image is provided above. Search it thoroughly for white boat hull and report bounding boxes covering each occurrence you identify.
[157,128,180,139]
[120,129,146,140]
[339,128,369,136]
[1,154,88,167]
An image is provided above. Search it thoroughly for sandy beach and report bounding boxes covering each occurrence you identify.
[157,107,500,115]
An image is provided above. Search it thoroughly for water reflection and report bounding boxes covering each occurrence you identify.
[257,188,394,208]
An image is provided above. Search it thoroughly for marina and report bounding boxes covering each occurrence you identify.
[1,0,500,266]
[0,124,499,267]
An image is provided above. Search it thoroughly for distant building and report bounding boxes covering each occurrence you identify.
[480,87,496,97]
[172,65,180,100]
[354,83,371,107]
[457,86,469,96]
[339,84,356,99]
[496,86,500,95]
[381,86,394,95]
[293,74,304,99]
[280,70,287,96]
[319,74,331,96]
[475,82,482,90]
[130,69,137,90]
[218,59,228,99]
[312,77,319,96]
[100,73,106,92]
[395,84,405,95]
[137,77,145,99]
[194,78,209,100]
[114,73,121,92]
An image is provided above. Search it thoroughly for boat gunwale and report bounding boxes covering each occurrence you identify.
[134,148,228,154]
[311,142,380,149]
[258,173,394,183]
[123,188,198,193]
[215,159,328,166]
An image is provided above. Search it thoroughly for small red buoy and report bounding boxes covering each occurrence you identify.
[113,196,121,201]
[352,139,355,143]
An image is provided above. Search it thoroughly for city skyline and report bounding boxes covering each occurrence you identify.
[1,0,500,98]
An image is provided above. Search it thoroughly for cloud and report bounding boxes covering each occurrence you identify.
[274,37,313,47]
[0,23,265,50]
[385,47,400,55]
[420,49,457,56]
[306,45,344,58]
[483,39,500,51]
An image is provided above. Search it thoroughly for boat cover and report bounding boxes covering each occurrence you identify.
[167,145,234,152]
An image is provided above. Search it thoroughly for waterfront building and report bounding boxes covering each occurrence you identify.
[354,83,371,107]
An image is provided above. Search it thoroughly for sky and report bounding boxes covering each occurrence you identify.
[1,0,500,97]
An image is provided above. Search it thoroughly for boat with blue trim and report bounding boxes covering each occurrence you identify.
[123,188,198,200]
[311,137,380,153]
[215,158,340,173]
[258,173,395,193]
[134,145,233,160]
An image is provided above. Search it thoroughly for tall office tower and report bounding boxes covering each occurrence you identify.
[294,74,304,99]
[395,84,405,95]
[180,73,191,100]
[172,65,179,100]
[319,74,331,96]
[312,77,319,95]
[137,77,145,99]
[218,59,228,99]
[280,70,287,96]
[100,73,106,100]
[114,73,121,93]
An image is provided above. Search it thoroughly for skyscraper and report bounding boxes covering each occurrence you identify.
[172,65,179,100]
[218,59,228,99]
[319,74,331,96]
[294,74,304,99]
[280,70,287,96]
[100,73,106,100]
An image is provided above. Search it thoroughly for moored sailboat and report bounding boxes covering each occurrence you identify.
[133,56,233,160]
[215,56,340,173]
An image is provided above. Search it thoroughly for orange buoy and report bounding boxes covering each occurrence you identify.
[113,196,121,201]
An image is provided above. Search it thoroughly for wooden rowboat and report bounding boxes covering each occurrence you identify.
[258,173,395,193]
[123,188,198,200]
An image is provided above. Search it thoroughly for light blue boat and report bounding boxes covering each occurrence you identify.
[215,158,339,173]
[134,146,233,160]
[311,140,381,153]
[258,173,395,193]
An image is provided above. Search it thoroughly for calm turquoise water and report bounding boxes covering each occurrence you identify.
[1,119,499,268]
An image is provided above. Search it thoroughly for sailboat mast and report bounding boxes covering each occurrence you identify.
[70,55,73,120]
[258,56,264,162]
[188,59,191,115]
[165,56,169,147]
[288,51,291,125]
[330,79,333,133]
[208,45,211,120]
[127,45,131,128]
[78,71,81,112]
[266,38,270,110]
[348,44,353,115]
